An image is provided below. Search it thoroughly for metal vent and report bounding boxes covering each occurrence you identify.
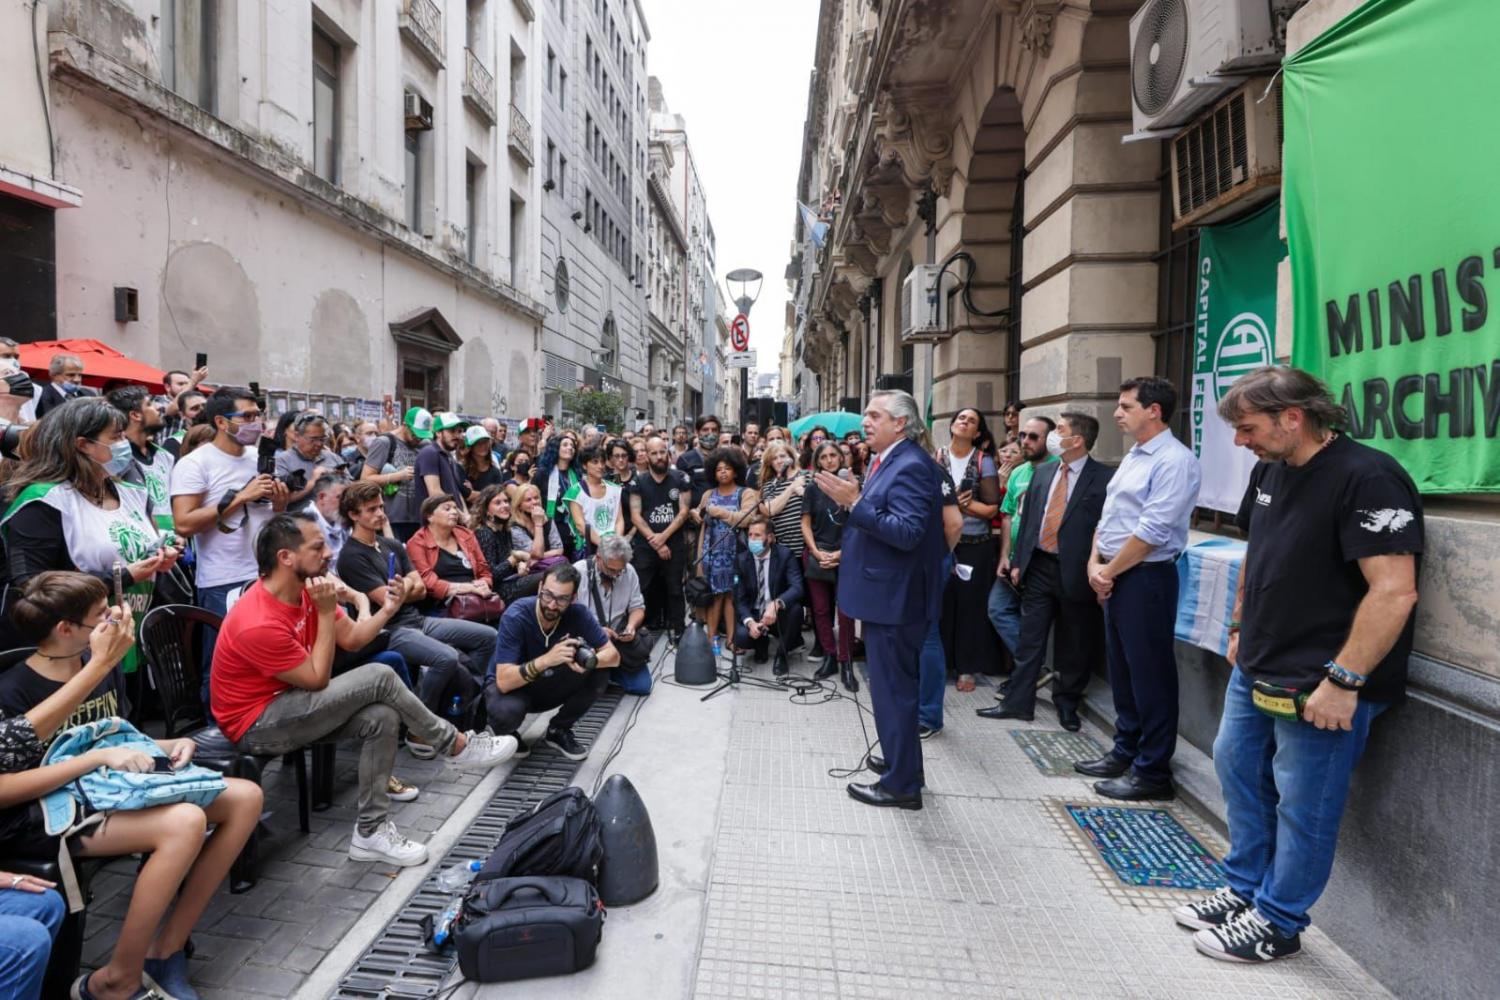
[1132,0,1189,116]
[1173,90,1246,216]
[544,352,579,390]
[1169,79,1282,229]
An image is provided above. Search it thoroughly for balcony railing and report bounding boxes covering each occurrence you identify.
[399,0,444,69]
[508,102,533,166]
[463,49,497,124]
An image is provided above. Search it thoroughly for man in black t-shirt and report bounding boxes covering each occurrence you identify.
[485,564,619,759]
[629,436,691,639]
[1174,367,1422,967]
[336,483,495,737]
[675,414,721,512]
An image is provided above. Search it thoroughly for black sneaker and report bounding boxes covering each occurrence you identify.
[1173,887,1250,930]
[509,733,531,759]
[545,728,588,761]
[919,725,940,740]
[1193,908,1301,963]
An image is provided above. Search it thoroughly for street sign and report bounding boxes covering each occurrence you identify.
[728,351,757,369]
[730,314,750,352]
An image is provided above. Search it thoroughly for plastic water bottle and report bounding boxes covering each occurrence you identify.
[434,859,482,892]
[432,896,465,947]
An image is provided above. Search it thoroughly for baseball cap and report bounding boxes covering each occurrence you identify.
[404,406,434,440]
[432,411,468,432]
[463,425,492,447]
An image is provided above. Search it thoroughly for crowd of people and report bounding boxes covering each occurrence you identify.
[0,345,1423,993]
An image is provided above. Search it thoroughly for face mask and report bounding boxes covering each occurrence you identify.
[1045,430,1065,457]
[3,369,35,399]
[699,433,717,450]
[748,539,766,556]
[360,434,377,450]
[60,381,82,396]
[100,438,133,476]
[233,421,263,445]
[515,463,531,476]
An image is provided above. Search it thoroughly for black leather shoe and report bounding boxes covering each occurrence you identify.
[867,753,889,774]
[976,706,1033,721]
[772,654,789,677]
[840,661,859,693]
[1074,754,1131,779]
[846,782,922,811]
[754,648,769,664]
[1095,772,1175,801]
[1056,705,1082,732]
[812,655,838,680]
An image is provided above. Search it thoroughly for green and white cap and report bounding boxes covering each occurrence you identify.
[432,411,468,432]
[463,424,492,446]
[404,406,434,440]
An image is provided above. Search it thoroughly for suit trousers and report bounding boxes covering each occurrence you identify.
[1100,560,1180,785]
[864,620,926,796]
[732,604,804,656]
[1002,552,1101,715]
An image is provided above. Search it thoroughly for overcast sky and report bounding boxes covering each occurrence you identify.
[639,0,820,374]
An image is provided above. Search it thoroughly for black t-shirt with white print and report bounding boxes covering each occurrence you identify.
[629,468,690,549]
[1234,434,1423,703]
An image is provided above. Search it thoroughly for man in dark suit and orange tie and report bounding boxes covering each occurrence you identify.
[814,390,947,810]
[979,412,1113,731]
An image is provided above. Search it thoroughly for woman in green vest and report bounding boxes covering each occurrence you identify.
[0,399,181,669]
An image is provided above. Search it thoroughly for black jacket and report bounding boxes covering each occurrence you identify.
[1013,456,1114,602]
[733,544,805,625]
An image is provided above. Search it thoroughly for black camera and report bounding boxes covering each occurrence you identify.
[573,643,598,672]
[0,422,25,461]
[283,469,308,494]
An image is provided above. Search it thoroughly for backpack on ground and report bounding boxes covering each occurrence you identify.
[476,786,603,885]
[454,875,604,983]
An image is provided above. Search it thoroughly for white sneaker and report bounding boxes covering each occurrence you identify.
[349,820,428,867]
[405,736,437,760]
[444,730,519,771]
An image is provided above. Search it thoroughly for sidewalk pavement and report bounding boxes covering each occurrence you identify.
[80,651,1392,999]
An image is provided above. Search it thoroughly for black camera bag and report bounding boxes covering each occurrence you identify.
[476,786,604,885]
[454,875,604,983]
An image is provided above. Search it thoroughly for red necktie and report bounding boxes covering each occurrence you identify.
[867,454,882,479]
[1039,463,1069,553]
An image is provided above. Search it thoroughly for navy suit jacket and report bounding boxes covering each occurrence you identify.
[835,437,946,627]
[733,544,804,624]
[1013,455,1114,603]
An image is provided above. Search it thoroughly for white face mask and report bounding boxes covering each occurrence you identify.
[1045,430,1065,457]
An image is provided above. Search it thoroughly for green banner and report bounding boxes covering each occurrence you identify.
[1192,200,1283,512]
[1285,0,1500,493]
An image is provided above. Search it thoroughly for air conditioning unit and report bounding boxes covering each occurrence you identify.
[404,92,434,131]
[875,373,913,394]
[1127,0,1279,139]
[899,264,956,344]
[1170,79,1282,230]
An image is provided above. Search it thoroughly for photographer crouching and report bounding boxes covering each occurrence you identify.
[483,563,619,761]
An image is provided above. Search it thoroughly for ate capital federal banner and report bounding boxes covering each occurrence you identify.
[1192,200,1282,513]
[1285,0,1500,493]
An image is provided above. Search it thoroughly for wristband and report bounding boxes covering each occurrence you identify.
[1325,661,1366,689]
[1227,619,1241,630]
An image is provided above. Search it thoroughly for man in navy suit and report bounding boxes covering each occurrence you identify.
[732,517,805,675]
[814,389,946,810]
[979,411,1113,730]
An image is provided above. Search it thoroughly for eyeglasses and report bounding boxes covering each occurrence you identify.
[229,410,264,422]
[302,436,328,446]
[537,590,574,608]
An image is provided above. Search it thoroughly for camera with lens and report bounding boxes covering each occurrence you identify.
[573,643,598,672]
[0,422,25,462]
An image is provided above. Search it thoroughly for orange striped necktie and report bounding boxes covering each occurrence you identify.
[1039,463,1068,553]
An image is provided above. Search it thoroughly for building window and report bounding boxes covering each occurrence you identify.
[545,139,556,188]
[601,313,618,372]
[311,27,340,183]
[558,154,567,196]
[161,0,218,112]
[546,46,555,91]
[404,128,422,231]
[466,160,482,265]
[1152,147,1199,443]
[559,68,567,109]
[510,196,525,287]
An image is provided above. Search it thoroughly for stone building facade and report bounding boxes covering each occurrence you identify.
[5,0,547,418]
[791,2,1499,996]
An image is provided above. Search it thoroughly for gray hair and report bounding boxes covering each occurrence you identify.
[869,390,922,442]
[0,337,18,350]
[49,354,82,376]
[1217,366,1347,433]
[597,535,633,563]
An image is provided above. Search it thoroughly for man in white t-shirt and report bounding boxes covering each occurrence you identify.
[171,386,289,701]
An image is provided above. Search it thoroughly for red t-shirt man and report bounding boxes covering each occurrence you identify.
[211,580,346,742]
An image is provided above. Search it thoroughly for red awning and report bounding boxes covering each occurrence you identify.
[17,339,168,390]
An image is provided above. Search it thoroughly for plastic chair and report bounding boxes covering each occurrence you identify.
[137,606,336,870]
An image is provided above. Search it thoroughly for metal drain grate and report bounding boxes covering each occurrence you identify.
[329,691,623,999]
[1064,803,1226,891]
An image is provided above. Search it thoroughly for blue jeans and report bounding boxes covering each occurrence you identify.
[918,556,953,732]
[0,888,65,1000]
[1213,668,1385,934]
[986,575,1022,655]
[198,578,255,706]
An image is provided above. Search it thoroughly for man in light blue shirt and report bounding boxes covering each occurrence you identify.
[1073,377,1201,801]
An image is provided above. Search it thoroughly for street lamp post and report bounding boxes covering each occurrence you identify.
[725,267,763,429]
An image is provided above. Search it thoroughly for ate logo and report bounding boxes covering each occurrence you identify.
[1254,487,1272,507]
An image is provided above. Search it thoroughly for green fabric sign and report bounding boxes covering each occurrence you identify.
[1285,0,1500,493]
[1192,200,1283,512]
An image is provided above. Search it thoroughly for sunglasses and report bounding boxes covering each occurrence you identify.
[1020,431,1043,441]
